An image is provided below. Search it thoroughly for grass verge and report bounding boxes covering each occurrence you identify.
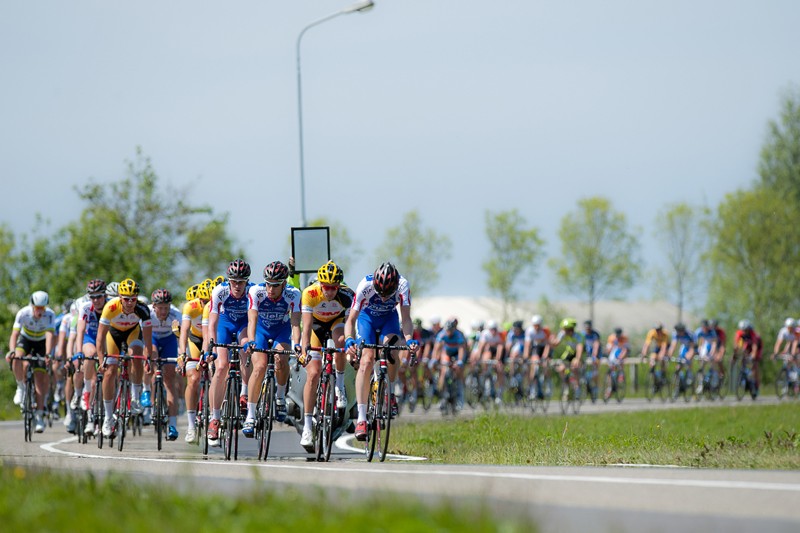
[0,463,536,532]
[392,403,800,469]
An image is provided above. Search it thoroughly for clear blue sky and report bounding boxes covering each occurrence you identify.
[2,1,798,301]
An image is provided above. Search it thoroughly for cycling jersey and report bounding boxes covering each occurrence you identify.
[524,326,551,356]
[99,298,152,331]
[182,299,205,339]
[776,326,798,343]
[350,274,411,343]
[77,299,103,345]
[672,330,694,359]
[301,282,353,323]
[556,331,584,360]
[149,305,182,340]
[694,327,717,359]
[13,305,56,341]
[735,330,763,360]
[606,334,629,359]
[210,281,253,343]
[644,328,669,353]
[436,328,467,358]
[583,329,601,357]
[506,329,525,353]
[249,282,301,346]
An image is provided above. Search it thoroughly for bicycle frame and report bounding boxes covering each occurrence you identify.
[208,340,245,461]
[251,343,294,461]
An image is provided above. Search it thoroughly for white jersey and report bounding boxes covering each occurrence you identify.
[777,326,798,343]
[149,304,182,340]
[350,275,411,318]
[13,305,56,341]
[69,295,92,335]
[479,329,503,345]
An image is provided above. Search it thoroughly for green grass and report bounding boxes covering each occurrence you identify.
[392,403,800,469]
[0,463,536,532]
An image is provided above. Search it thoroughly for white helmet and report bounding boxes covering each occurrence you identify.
[738,319,752,330]
[487,320,498,330]
[106,282,120,298]
[30,290,49,306]
[531,314,543,326]
[429,316,441,326]
[785,318,797,329]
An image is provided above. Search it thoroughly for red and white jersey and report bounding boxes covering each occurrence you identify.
[350,275,411,318]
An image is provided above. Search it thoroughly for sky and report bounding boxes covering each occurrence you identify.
[2,1,799,302]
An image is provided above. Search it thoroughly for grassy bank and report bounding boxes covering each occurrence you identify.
[0,464,536,532]
[392,403,800,469]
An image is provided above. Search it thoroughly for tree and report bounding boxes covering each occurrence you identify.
[705,187,800,335]
[759,86,800,203]
[549,197,641,322]
[653,202,710,324]
[306,216,362,279]
[482,209,545,321]
[374,210,451,297]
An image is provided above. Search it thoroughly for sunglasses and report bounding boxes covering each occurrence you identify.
[321,284,339,291]
[265,280,284,288]
[121,297,137,303]
[90,294,105,300]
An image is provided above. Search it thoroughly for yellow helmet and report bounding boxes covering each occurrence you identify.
[185,284,199,301]
[196,282,211,301]
[213,275,225,287]
[118,278,140,297]
[317,260,343,285]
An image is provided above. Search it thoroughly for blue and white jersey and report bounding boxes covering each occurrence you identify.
[436,328,467,356]
[148,304,182,340]
[210,281,253,327]
[694,327,717,357]
[77,298,104,342]
[70,295,91,335]
[247,282,301,332]
[350,274,411,319]
[583,329,601,356]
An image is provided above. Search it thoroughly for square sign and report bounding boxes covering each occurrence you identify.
[291,226,330,274]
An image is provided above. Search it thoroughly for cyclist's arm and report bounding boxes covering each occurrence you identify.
[142,325,153,359]
[96,322,109,357]
[75,318,87,353]
[178,318,190,356]
[343,307,359,349]
[45,330,55,357]
[399,305,414,344]
[246,308,258,348]
[205,311,218,353]
[301,311,313,350]
[290,310,301,347]
[773,337,784,356]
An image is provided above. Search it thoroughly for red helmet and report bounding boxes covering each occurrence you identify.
[151,289,172,304]
[86,279,107,295]
[373,262,399,297]
[263,261,289,282]
[227,259,251,281]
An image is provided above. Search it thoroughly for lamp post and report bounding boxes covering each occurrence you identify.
[296,0,374,228]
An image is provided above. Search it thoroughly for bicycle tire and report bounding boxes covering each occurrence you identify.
[94,378,104,449]
[313,377,325,461]
[615,370,626,403]
[735,370,747,401]
[658,371,670,402]
[464,373,479,408]
[257,376,275,461]
[421,376,434,412]
[717,371,728,400]
[200,378,210,457]
[377,375,392,462]
[322,374,336,462]
[117,379,129,452]
[644,371,655,402]
[540,373,553,413]
[366,377,378,462]
[222,384,233,460]
[571,376,581,414]
[155,381,164,451]
[23,378,34,442]
[76,405,86,444]
[776,368,788,400]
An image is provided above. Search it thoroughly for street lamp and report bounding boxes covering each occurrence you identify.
[296,0,375,228]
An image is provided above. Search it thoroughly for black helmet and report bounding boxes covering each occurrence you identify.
[372,262,399,297]
[227,259,251,281]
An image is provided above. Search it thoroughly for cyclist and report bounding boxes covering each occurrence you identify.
[96,279,153,438]
[641,322,670,376]
[505,320,526,361]
[667,323,695,375]
[178,283,211,443]
[6,291,56,433]
[582,320,602,392]
[709,319,727,380]
[344,262,419,442]
[693,319,718,394]
[149,288,182,441]
[552,318,584,382]
[524,314,552,399]
[206,259,253,447]
[75,279,108,436]
[773,318,798,360]
[736,320,763,394]
[407,318,433,405]
[434,317,468,411]
[244,261,301,442]
[474,320,507,403]
[606,327,630,363]
[55,298,77,433]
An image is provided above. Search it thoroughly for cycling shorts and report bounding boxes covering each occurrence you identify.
[216,319,247,345]
[308,317,345,349]
[105,326,144,358]
[355,310,401,345]
[15,338,48,370]
[255,321,292,350]
[153,334,178,361]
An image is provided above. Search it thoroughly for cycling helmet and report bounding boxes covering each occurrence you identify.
[30,290,49,307]
[512,320,523,329]
[531,314,543,326]
[471,320,484,331]
[196,282,211,300]
[106,281,119,298]
[151,289,172,304]
[654,322,664,330]
[700,318,710,328]
[372,262,399,298]
[560,317,577,329]
[264,261,290,282]
[738,319,752,330]
[185,285,199,301]
[86,279,106,295]
[62,298,75,313]
[316,260,343,285]
[614,327,623,335]
[675,323,686,331]
[118,278,140,297]
[430,316,442,326]
[487,320,499,330]
[445,319,457,330]
[227,259,251,281]
[213,275,225,286]
[583,320,593,328]
[785,318,796,328]
[709,319,719,328]
[413,318,423,328]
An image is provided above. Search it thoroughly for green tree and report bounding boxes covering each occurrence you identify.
[705,187,800,335]
[549,197,641,322]
[375,210,451,297]
[653,202,710,324]
[306,216,362,279]
[759,86,800,203]
[482,209,545,321]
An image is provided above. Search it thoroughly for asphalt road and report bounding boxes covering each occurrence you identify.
[2,396,799,532]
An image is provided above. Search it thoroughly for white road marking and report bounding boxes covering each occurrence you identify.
[39,437,800,493]
[333,434,427,461]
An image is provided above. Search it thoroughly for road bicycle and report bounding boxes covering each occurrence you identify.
[111,347,148,452]
[439,359,460,416]
[644,363,670,402]
[357,335,409,463]
[774,353,799,400]
[464,363,482,409]
[250,342,294,461]
[505,358,530,408]
[150,350,178,451]
[582,359,599,404]
[187,350,214,458]
[670,357,693,403]
[208,340,246,461]
[735,354,759,401]
[696,360,727,401]
[9,353,48,442]
[68,353,87,441]
[313,338,343,461]
[602,358,626,404]
[529,359,553,414]
[559,362,583,415]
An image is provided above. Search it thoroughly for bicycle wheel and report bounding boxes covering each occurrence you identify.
[669,372,681,403]
[117,380,129,452]
[200,379,210,457]
[154,381,164,451]
[540,373,553,413]
[735,370,747,401]
[776,368,789,400]
[421,375,434,412]
[658,371,671,402]
[76,405,86,444]
[717,371,728,400]
[571,377,581,414]
[377,376,392,462]
[223,382,237,461]
[615,370,626,403]
[464,373,479,408]
[23,379,34,442]
[602,372,613,404]
[644,371,655,402]
[322,374,336,462]
[257,377,275,461]
[94,379,105,449]
[366,377,378,462]
[313,378,325,461]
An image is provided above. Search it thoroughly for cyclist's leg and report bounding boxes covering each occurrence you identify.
[354,313,379,426]
[245,344,268,425]
[237,326,251,403]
